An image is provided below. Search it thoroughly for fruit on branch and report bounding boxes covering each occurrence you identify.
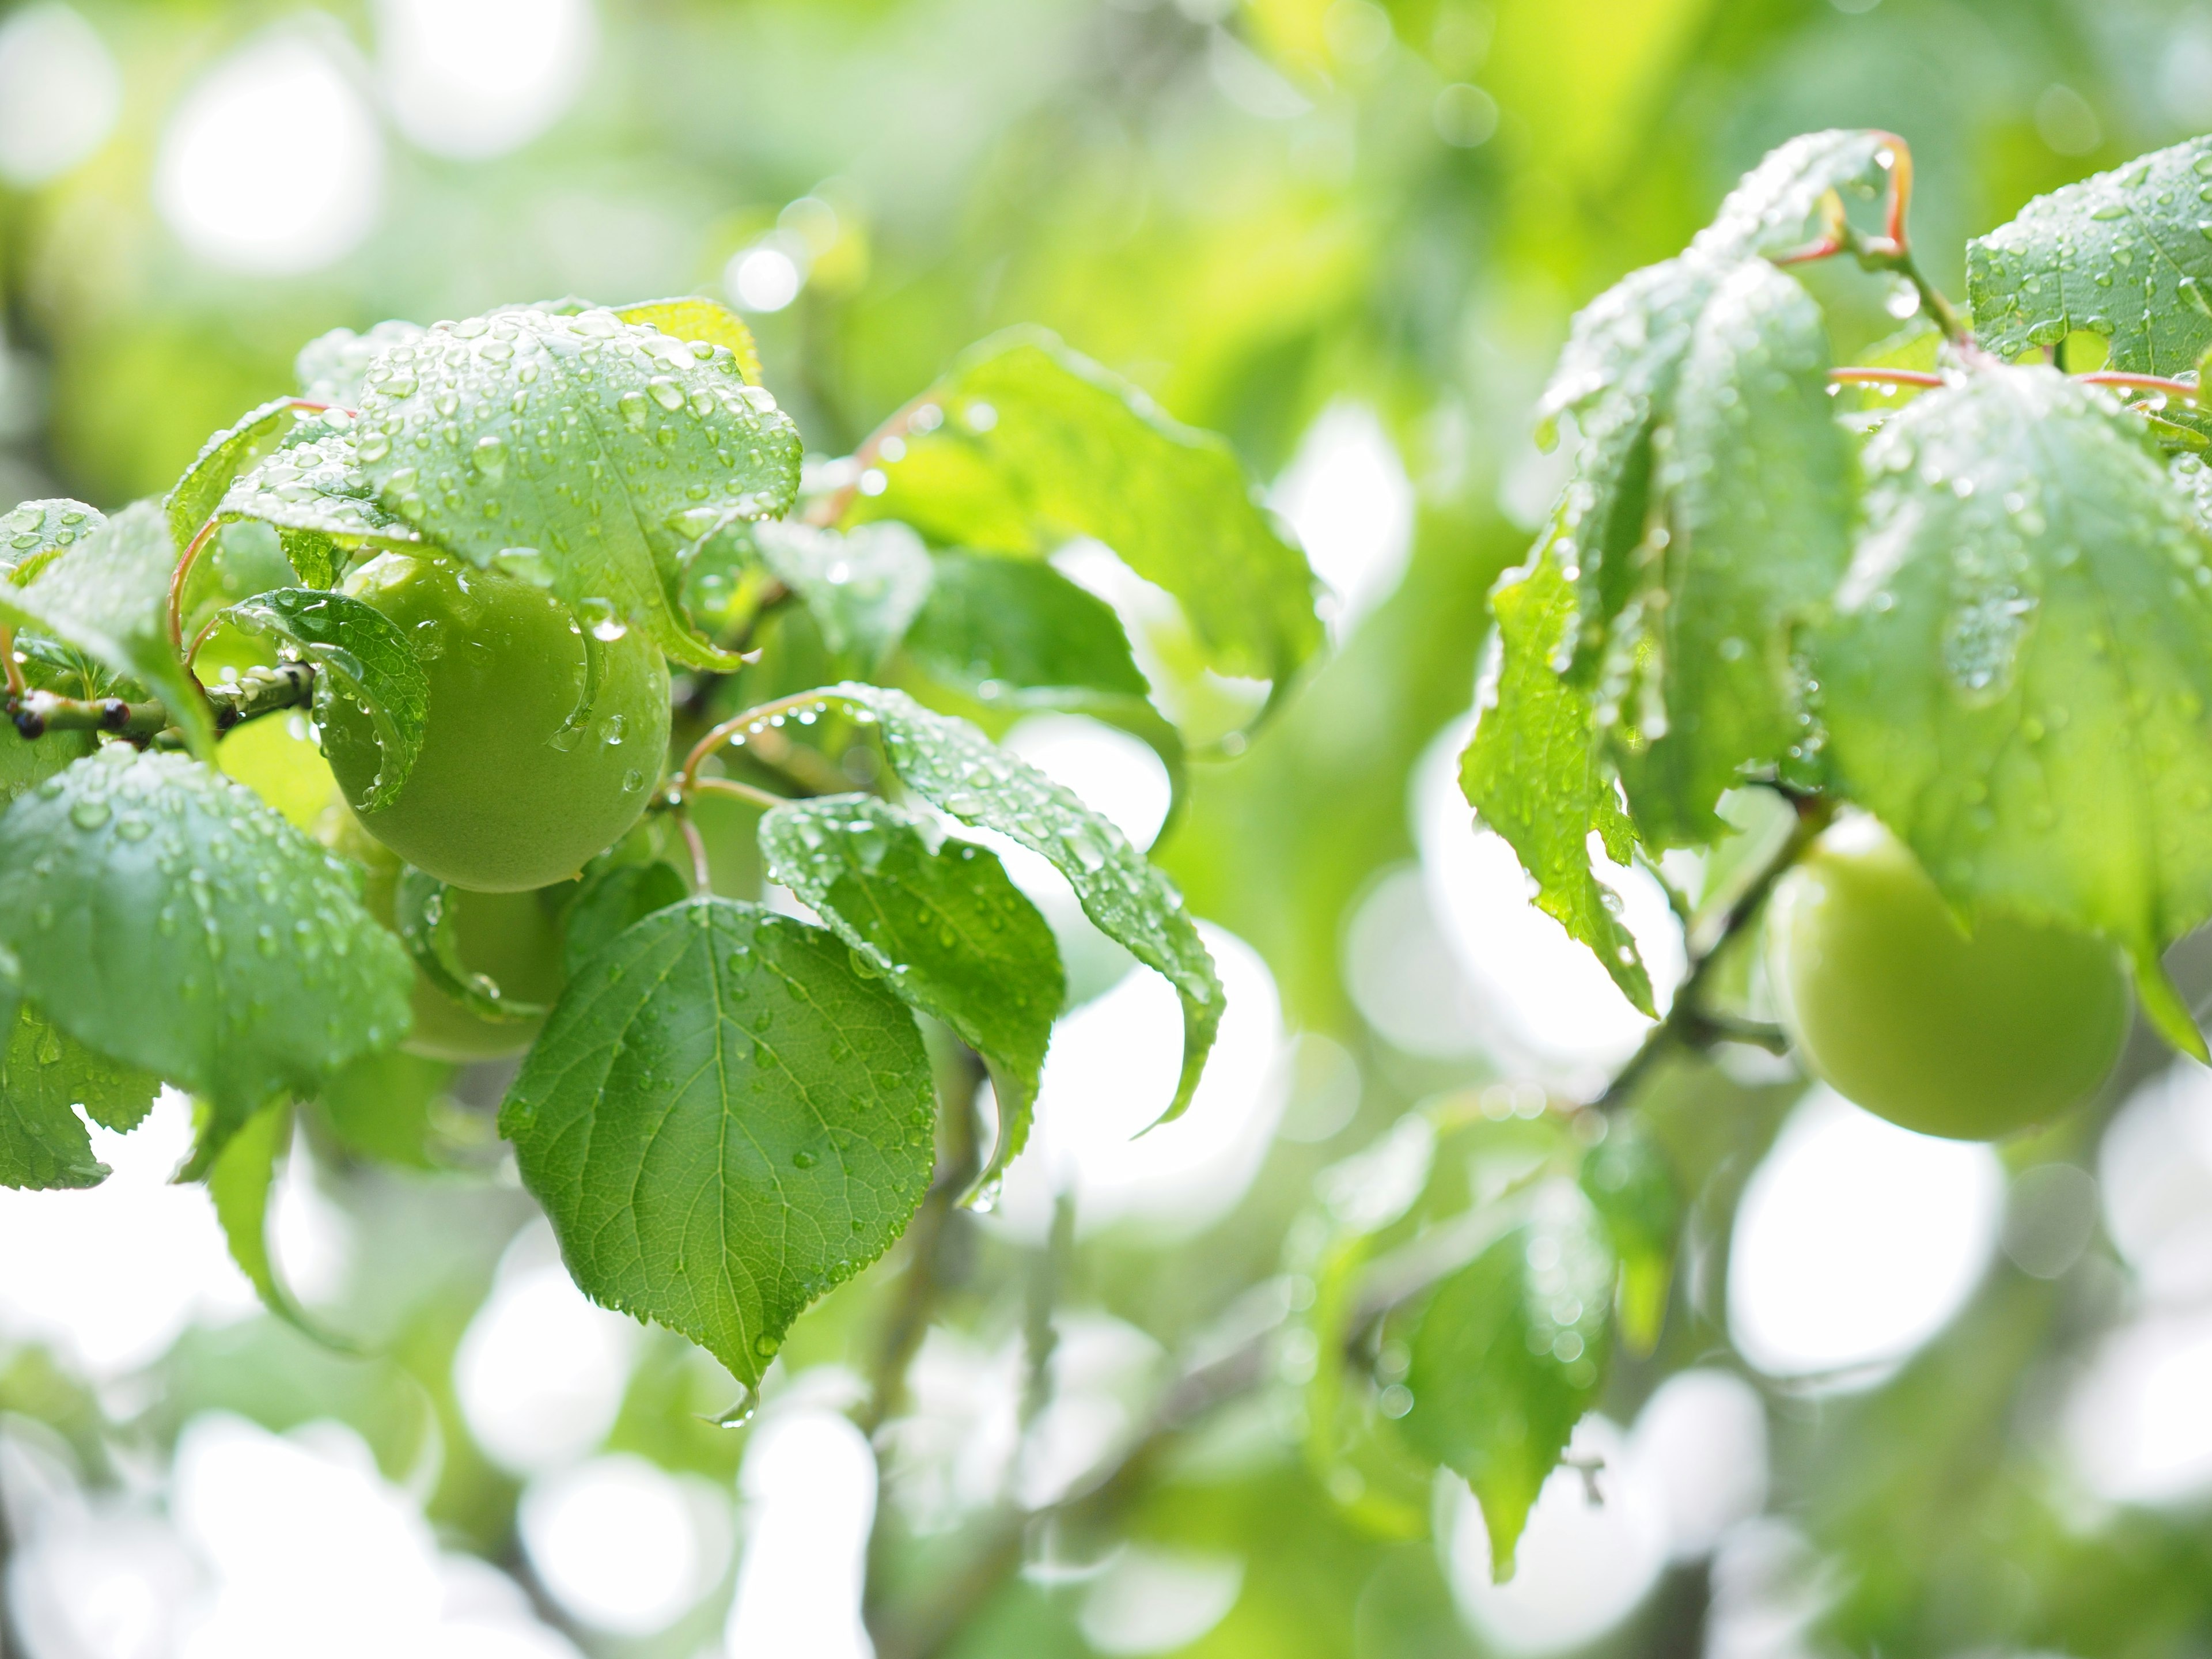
[321,554,670,892]
[1764,817,2130,1140]
[332,812,567,1062]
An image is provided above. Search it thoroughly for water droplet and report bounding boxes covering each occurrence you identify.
[647,376,685,412]
[754,1334,781,1358]
[69,799,111,831]
[793,1149,819,1169]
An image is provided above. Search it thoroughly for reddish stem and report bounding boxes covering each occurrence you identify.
[677,810,713,895]
[2077,372,2199,403]
[1829,368,1948,389]
[166,518,221,655]
[805,392,937,529]
[0,626,20,699]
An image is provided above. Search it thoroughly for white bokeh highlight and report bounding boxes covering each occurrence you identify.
[1002,714,1172,853]
[724,1407,876,1659]
[156,31,383,275]
[1078,1547,1244,1654]
[1729,1089,2003,1380]
[520,1454,730,1636]
[2099,1060,2212,1302]
[454,1224,639,1475]
[993,923,1287,1240]
[1271,401,1414,637]
[374,0,596,159]
[0,1090,254,1380]
[1630,1369,1770,1559]
[726,241,805,313]
[2065,1308,2212,1506]
[0,4,120,185]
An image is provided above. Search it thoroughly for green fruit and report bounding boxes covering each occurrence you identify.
[1765,817,2129,1140]
[331,810,567,1063]
[321,554,671,892]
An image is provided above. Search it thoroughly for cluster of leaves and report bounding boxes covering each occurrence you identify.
[1422,128,2212,1566]
[0,296,1321,1391]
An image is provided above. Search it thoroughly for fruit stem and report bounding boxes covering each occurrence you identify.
[675,809,713,895]
[680,690,859,790]
[687,775,789,812]
[2077,371,2199,404]
[1590,788,1835,1116]
[1828,368,1948,390]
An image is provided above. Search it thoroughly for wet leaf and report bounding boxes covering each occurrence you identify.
[348,307,804,669]
[752,521,933,669]
[206,1102,356,1346]
[0,498,106,581]
[501,899,935,1386]
[0,503,215,759]
[1577,1122,1679,1355]
[394,868,550,1025]
[560,860,690,979]
[219,409,423,556]
[1967,137,2212,378]
[1816,367,2212,1055]
[903,552,1149,702]
[1460,543,1655,1013]
[615,297,763,386]
[222,587,427,812]
[759,794,1060,1179]
[166,397,300,553]
[0,982,158,1192]
[0,748,412,1153]
[797,683,1221,1121]
[294,319,426,407]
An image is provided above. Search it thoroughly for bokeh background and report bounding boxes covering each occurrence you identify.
[3,0,2212,1655]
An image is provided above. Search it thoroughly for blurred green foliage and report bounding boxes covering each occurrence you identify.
[5,0,2212,1656]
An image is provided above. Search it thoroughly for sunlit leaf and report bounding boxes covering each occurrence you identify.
[616,297,763,386]
[752,521,933,669]
[0,499,106,580]
[1577,1122,1679,1355]
[903,552,1149,702]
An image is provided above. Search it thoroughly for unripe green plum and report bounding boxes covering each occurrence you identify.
[1764,817,2129,1140]
[331,812,567,1062]
[321,554,670,892]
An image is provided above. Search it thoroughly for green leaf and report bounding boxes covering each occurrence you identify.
[348,308,804,670]
[903,552,1149,702]
[1460,544,1656,1014]
[559,860,690,979]
[0,988,158,1191]
[219,410,425,556]
[166,397,299,553]
[394,868,550,1025]
[1608,259,1852,844]
[803,683,1221,1121]
[752,521,933,669]
[1535,131,1884,660]
[0,723,94,808]
[222,587,428,811]
[0,502,215,759]
[295,319,425,407]
[1816,367,2212,1055]
[500,898,936,1385]
[313,1047,458,1171]
[0,499,106,579]
[1397,1186,1613,1580]
[615,297,763,385]
[1577,1123,1679,1356]
[206,1102,355,1346]
[1967,137,2212,374]
[849,329,1320,687]
[759,795,1060,1178]
[0,748,414,1150]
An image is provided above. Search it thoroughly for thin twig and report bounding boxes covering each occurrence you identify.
[806,392,938,529]
[2078,372,2199,403]
[687,775,789,813]
[1828,368,1948,390]
[676,810,713,895]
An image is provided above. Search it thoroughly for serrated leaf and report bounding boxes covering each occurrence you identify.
[278,529,340,590]
[1577,1123,1679,1355]
[752,521,933,668]
[1461,544,1655,1014]
[1609,260,1852,844]
[394,868,549,1025]
[349,308,804,670]
[0,499,106,579]
[616,297,763,386]
[759,795,1060,1179]
[849,329,1320,687]
[220,410,423,555]
[0,502,215,759]
[295,319,426,407]
[500,898,936,1385]
[798,683,1221,1121]
[166,397,300,552]
[1967,137,2212,374]
[0,991,157,1191]
[206,1102,355,1346]
[903,552,1149,702]
[559,861,690,979]
[1397,1184,1613,1581]
[224,587,427,810]
[1817,367,2212,1055]
[0,748,414,1151]
[1535,131,1883,662]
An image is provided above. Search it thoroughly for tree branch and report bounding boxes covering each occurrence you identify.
[7,661,315,745]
